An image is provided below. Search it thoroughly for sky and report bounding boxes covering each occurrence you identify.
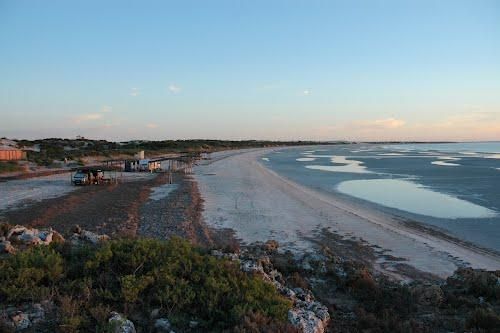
[1,0,499,142]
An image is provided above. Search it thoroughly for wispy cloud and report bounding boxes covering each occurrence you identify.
[301,89,310,96]
[359,117,406,129]
[101,105,112,113]
[168,84,181,94]
[74,113,103,123]
[315,109,500,141]
[146,123,158,129]
[130,88,140,97]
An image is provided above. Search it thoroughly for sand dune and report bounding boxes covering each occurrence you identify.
[195,148,500,279]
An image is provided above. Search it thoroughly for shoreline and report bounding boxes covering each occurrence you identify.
[195,147,500,279]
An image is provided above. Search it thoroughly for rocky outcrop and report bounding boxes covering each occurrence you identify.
[0,239,16,254]
[0,224,110,255]
[224,241,331,333]
[288,307,329,333]
[154,318,175,333]
[109,312,136,333]
[69,225,110,246]
[0,303,47,332]
[0,225,64,254]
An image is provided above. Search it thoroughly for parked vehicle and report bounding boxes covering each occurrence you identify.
[72,168,104,185]
[72,171,89,185]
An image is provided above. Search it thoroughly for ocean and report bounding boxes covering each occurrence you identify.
[263,142,500,252]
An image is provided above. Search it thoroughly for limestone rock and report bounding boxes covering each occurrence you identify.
[210,249,239,261]
[288,308,328,333]
[264,240,279,252]
[10,311,31,331]
[154,318,172,333]
[109,312,136,333]
[4,225,63,248]
[239,246,330,333]
[6,226,28,240]
[0,240,16,254]
[26,303,45,324]
[70,229,109,246]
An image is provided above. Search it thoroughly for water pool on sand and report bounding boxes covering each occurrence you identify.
[337,179,497,219]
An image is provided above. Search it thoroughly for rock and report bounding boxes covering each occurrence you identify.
[412,285,444,306]
[3,225,65,248]
[210,249,239,261]
[26,304,44,324]
[154,318,171,332]
[10,311,31,331]
[38,231,52,243]
[51,231,65,243]
[6,226,28,240]
[17,232,41,245]
[80,230,100,244]
[0,303,47,331]
[264,240,279,252]
[72,225,82,234]
[150,308,161,319]
[241,260,265,275]
[70,230,110,246]
[241,242,330,333]
[288,308,328,333]
[109,312,136,333]
[211,249,224,258]
[0,240,16,254]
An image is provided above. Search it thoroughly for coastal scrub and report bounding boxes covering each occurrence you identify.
[0,237,292,332]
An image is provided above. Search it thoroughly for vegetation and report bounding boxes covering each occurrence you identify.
[0,237,292,332]
[14,138,339,166]
[269,249,500,333]
[0,161,22,173]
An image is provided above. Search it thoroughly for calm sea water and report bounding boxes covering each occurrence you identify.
[263,142,500,252]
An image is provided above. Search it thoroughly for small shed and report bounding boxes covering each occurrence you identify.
[125,159,161,172]
[0,146,26,161]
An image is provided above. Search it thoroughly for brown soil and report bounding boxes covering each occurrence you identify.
[137,173,240,249]
[0,168,73,182]
[137,174,212,245]
[0,174,165,237]
[0,171,239,249]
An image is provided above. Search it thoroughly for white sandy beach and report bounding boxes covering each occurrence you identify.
[195,148,500,279]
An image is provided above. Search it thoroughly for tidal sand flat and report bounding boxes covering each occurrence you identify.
[336,179,496,219]
[195,147,500,279]
[269,143,500,251]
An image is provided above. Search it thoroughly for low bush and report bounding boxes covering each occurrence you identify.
[0,161,22,173]
[0,237,292,332]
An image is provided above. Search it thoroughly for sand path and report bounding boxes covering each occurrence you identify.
[195,148,500,278]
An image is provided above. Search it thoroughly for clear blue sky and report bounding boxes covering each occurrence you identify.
[1,0,499,141]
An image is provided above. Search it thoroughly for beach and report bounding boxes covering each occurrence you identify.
[195,147,500,279]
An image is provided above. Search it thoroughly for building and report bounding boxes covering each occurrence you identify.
[124,159,161,172]
[0,146,26,161]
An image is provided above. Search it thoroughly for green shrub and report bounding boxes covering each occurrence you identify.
[0,161,22,173]
[466,308,500,331]
[0,246,64,303]
[83,237,291,328]
[0,238,291,331]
